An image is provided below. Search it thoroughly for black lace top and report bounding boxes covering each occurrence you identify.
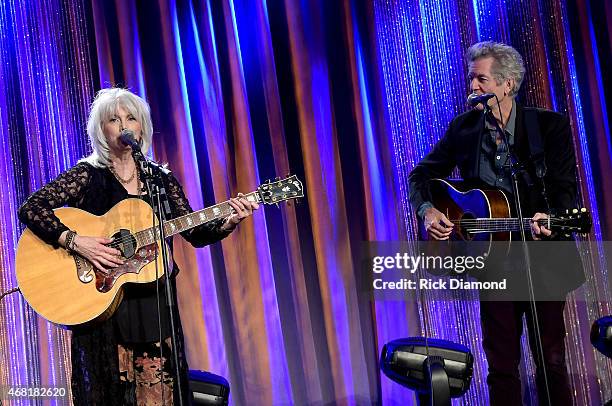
[18,161,230,405]
[18,161,229,249]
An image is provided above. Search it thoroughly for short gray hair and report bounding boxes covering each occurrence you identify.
[466,41,526,97]
[81,87,153,167]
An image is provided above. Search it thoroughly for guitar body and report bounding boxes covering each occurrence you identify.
[423,179,512,243]
[16,199,167,327]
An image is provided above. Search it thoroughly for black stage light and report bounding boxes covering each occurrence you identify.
[189,370,230,405]
[380,337,474,406]
[591,315,612,359]
[591,316,612,406]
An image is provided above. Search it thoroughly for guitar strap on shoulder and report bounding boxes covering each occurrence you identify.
[524,108,551,211]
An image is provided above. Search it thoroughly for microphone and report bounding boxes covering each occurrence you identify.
[467,93,495,107]
[119,130,141,152]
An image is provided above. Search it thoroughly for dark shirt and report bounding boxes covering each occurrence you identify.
[18,161,230,342]
[479,100,516,195]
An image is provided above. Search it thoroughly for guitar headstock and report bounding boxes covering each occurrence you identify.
[258,175,304,205]
[551,208,592,234]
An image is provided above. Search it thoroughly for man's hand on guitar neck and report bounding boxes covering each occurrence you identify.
[530,212,552,240]
[423,207,454,240]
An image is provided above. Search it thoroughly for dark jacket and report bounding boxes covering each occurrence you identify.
[408,103,577,216]
[408,102,585,297]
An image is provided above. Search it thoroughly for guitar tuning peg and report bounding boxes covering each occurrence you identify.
[572,208,578,214]
[580,208,586,212]
[564,233,570,238]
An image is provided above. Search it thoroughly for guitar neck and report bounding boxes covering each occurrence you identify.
[455,217,545,233]
[134,191,261,245]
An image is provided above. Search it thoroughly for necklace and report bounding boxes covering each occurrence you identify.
[109,164,136,184]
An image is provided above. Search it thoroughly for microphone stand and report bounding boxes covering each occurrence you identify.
[131,148,185,406]
[481,103,552,406]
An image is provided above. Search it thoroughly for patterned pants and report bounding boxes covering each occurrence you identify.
[118,338,174,406]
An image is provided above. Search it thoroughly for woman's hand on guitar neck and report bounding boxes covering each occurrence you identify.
[59,231,124,274]
[423,207,454,240]
[220,193,260,231]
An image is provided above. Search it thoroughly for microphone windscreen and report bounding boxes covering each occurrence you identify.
[467,93,495,106]
[119,130,141,151]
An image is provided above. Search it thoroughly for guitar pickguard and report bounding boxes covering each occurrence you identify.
[93,242,159,293]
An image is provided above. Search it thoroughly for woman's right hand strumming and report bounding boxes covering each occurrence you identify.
[60,231,124,273]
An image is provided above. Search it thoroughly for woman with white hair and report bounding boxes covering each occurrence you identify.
[18,87,258,405]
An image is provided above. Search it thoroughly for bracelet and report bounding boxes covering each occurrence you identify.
[64,231,77,253]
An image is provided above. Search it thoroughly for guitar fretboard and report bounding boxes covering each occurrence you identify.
[134,191,261,245]
[453,218,548,233]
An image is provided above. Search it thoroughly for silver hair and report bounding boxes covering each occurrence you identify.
[465,41,526,97]
[81,87,153,167]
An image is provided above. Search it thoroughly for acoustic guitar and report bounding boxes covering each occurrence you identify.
[16,175,304,327]
[421,178,592,242]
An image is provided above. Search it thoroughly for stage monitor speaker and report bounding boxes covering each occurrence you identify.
[380,337,473,405]
[189,370,230,405]
[591,315,612,359]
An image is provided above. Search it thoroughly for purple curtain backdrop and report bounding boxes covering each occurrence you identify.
[0,0,610,404]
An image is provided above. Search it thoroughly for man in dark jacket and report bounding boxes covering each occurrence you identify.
[408,41,584,405]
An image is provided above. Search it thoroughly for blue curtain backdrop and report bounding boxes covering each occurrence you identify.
[0,0,610,404]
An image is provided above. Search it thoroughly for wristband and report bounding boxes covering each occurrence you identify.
[64,231,77,253]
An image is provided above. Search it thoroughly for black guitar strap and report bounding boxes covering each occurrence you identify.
[525,109,546,179]
[524,109,551,211]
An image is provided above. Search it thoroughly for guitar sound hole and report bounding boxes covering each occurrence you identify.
[459,213,476,240]
[109,229,137,258]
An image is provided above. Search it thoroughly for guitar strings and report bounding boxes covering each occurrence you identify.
[101,204,239,249]
[438,217,585,234]
[449,218,576,223]
[107,215,578,249]
[449,219,577,226]
[100,199,246,250]
[97,187,299,251]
